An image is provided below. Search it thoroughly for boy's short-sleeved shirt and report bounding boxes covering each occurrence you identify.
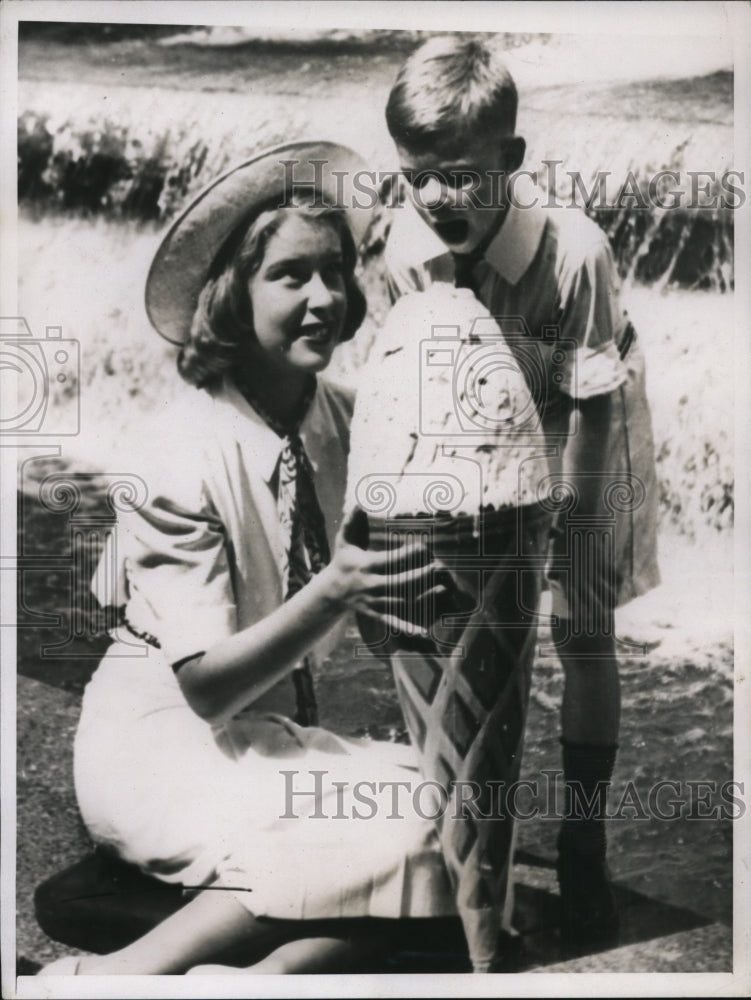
[385,173,630,416]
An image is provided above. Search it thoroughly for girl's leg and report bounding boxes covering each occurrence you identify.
[74,889,290,975]
[190,935,376,975]
[190,925,395,975]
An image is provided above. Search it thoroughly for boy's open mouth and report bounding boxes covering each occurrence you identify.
[433,218,470,245]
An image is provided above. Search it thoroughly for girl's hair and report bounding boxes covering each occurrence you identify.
[386,35,518,154]
[178,203,366,388]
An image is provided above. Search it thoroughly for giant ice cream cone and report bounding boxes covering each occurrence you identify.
[346,284,553,971]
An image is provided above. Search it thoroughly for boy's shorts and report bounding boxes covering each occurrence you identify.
[547,333,661,627]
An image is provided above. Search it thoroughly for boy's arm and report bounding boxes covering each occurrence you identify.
[564,393,615,518]
[557,226,629,396]
[558,233,628,515]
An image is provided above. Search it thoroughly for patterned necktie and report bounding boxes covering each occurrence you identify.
[238,376,328,726]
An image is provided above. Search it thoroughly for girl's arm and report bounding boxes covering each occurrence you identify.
[176,536,433,725]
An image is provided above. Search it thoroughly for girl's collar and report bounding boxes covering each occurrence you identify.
[233,371,318,440]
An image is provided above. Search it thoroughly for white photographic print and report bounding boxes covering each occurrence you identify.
[1,1,749,997]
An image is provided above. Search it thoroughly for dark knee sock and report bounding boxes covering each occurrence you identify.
[559,741,618,858]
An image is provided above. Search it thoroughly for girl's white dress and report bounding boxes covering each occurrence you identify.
[74,377,456,921]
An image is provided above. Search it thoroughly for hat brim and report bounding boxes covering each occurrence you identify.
[145,140,375,345]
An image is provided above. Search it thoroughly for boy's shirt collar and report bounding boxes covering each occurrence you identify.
[393,172,547,286]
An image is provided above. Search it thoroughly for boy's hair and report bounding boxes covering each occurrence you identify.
[178,203,366,388]
[386,35,518,153]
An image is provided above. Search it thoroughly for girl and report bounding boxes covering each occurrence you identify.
[40,143,455,976]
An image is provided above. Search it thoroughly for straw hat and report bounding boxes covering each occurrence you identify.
[145,141,375,344]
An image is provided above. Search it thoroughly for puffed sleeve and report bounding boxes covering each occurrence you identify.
[108,433,238,667]
[557,230,628,400]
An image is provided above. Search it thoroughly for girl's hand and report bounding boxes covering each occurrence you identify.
[321,508,447,636]
[176,509,446,724]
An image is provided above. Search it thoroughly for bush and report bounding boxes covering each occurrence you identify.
[18,108,736,290]
[17,111,214,221]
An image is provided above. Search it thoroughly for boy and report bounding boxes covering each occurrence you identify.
[383,34,660,949]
